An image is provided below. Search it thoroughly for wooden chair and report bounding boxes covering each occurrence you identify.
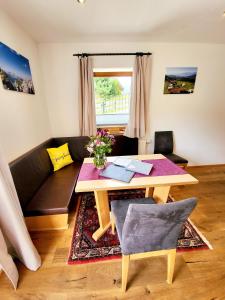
[111,197,197,292]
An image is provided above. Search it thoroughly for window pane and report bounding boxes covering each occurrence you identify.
[94,76,131,125]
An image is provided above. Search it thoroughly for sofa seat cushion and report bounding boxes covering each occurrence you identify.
[24,162,82,217]
[164,153,188,164]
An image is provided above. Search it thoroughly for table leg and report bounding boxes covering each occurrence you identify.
[92,190,111,241]
[145,187,150,197]
[145,187,153,198]
[153,186,171,203]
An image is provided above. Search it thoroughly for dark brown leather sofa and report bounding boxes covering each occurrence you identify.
[9,136,138,230]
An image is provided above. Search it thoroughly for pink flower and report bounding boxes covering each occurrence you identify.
[96,139,101,145]
[87,147,93,153]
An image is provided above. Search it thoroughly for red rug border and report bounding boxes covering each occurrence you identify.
[67,195,82,265]
[67,254,122,265]
[67,245,211,265]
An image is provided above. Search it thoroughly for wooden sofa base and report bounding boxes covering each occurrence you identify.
[25,214,69,231]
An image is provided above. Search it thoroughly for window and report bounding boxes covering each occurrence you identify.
[93,69,132,129]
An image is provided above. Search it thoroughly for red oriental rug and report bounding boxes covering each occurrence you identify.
[68,190,212,265]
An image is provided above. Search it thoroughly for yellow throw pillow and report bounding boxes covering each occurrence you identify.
[47,143,73,172]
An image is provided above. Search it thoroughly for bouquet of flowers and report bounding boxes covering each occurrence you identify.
[86,129,115,169]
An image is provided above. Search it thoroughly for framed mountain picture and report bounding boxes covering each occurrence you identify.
[164,67,197,94]
[0,42,35,94]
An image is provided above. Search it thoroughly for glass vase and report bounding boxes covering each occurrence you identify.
[93,154,107,169]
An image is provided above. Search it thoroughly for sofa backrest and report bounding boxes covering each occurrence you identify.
[54,135,138,161]
[111,135,138,157]
[9,135,138,209]
[9,139,54,209]
[53,136,89,161]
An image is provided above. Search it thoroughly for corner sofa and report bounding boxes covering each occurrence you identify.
[9,136,138,231]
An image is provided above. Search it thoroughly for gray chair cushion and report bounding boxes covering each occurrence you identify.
[112,197,197,255]
[111,197,155,244]
[121,198,197,255]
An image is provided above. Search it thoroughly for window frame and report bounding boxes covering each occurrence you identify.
[93,71,132,77]
[93,71,132,132]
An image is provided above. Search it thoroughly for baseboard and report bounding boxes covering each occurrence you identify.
[187,163,225,168]
[25,214,69,231]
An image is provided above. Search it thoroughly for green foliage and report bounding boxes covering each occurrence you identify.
[94,77,123,99]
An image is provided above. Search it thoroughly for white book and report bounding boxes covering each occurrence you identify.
[126,160,153,175]
[113,157,153,176]
[100,164,135,183]
[113,157,133,168]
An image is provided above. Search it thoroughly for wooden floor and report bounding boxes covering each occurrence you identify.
[1,165,225,299]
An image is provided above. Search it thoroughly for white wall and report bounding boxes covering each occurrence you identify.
[39,42,225,165]
[0,10,51,162]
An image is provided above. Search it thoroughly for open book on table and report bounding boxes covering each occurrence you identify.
[113,157,153,175]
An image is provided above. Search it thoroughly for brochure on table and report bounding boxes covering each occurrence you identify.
[100,157,153,183]
[113,157,153,175]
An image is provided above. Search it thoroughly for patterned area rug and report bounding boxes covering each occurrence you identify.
[68,190,212,265]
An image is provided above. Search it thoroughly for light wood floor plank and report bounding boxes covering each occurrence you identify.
[0,165,225,299]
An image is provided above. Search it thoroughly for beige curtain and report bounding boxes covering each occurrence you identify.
[125,55,151,149]
[0,146,41,289]
[78,56,96,136]
[0,228,18,289]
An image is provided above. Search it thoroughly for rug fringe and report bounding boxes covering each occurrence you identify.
[169,194,213,250]
[187,218,213,250]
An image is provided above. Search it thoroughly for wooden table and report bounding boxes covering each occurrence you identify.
[75,154,198,241]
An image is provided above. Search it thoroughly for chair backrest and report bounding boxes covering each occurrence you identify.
[154,131,173,154]
[121,198,197,255]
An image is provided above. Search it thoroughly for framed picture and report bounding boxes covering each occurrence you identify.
[164,67,197,94]
[0,42,35,94]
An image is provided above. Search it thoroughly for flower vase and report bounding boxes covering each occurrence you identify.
[93,154,107,169]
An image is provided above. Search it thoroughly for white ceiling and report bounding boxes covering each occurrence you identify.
[0,0,225,43]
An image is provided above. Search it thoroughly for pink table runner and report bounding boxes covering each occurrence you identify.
[77,158,187,182]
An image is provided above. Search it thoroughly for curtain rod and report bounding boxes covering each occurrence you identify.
[73,52,152,57]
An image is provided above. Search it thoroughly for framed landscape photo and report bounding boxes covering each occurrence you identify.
[0,42,35,94]
[164,67,197,94]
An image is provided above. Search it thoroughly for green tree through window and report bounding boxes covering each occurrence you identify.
[94,78,123,99]
[94,73,132,125]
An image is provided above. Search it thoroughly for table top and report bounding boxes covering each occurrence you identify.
[75,154,198,192]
